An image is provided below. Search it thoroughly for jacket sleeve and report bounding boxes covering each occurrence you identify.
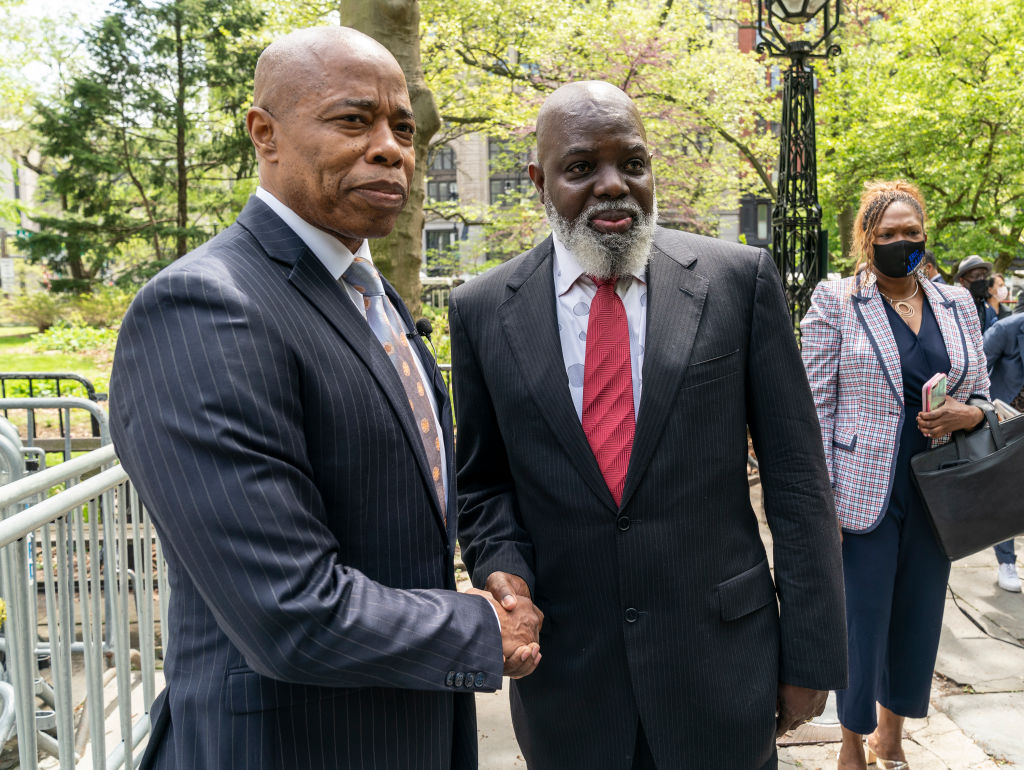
[799,281,842,480]
[983,317,1007,365]
[747,252,847,691]
[449,290,537,596]
[963,294,992,400]
[110,267,503,692]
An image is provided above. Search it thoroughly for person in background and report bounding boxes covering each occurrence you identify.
[920,250,945,284]
[989,273,1012,321]
[801,180,989,770]
[955,255,998,334]
[983,300,1024,593]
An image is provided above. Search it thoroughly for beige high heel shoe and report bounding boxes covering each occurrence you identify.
[865,743,909,769]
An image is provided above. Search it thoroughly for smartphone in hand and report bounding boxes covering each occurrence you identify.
[922,372,947,412]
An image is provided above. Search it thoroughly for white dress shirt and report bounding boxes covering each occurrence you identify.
[255,187,448,498]
[551,234,648,422]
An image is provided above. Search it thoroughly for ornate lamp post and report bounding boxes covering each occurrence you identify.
[756,0,841,327]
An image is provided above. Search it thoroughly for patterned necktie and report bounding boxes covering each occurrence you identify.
[342,257,446,520]
[582,275,636,506]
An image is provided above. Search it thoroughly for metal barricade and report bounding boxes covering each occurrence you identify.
[0,445,168,768]
[0,374,107,447]
[0,397,110,463]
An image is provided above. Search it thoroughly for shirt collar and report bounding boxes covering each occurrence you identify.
[255,186,371,279]
[551,232,647,296]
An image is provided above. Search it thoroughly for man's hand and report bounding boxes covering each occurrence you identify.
[466,574,543,678]
[775,683,828,738]
[485,571,532,612]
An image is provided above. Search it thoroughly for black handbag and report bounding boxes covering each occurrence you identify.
[910,407,1024,561]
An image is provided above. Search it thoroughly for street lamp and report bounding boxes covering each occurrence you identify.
[756,0,841,328]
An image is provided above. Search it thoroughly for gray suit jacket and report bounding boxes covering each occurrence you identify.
[110,197,502,770]
[450,228,847,770]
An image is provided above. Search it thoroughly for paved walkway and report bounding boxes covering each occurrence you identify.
[472,484,1024,769]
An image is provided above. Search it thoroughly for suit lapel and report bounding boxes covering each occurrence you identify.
[851,278,903,406]
[922,280,970,395]
[238,197,447,533]
[618,241,708,511]
[497,238,617,511]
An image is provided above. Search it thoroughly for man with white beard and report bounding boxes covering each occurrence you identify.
[448,81,846,770]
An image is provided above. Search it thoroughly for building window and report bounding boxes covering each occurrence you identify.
[488,138,532,207]
[429,146,455,171]
[757,203,770,241]
[424,227,459,277]
[739,195,773,247]
[427,179,458,202]
[425,229,455,252]
[427,145,457,201]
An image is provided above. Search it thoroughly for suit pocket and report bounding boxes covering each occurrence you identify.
[223,666,348,715]
[681,347,741,389]
[717,559,777,622]
[832,426,857,452]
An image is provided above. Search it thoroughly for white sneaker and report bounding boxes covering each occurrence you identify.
[997,563,1022,593]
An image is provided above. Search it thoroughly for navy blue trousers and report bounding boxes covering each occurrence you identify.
[836,503,950,735]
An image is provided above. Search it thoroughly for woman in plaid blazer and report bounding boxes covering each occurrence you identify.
[801,181,989,770]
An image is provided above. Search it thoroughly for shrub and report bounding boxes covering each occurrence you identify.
[31,322,119,354]
[69,286,136,328]
[2,291,67,332]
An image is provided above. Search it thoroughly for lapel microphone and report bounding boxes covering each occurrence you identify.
[407,318,444,401]
[407,318,433,341]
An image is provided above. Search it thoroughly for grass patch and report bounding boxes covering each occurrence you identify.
[0,327,112,397]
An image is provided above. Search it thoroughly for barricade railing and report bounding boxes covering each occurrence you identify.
[0,397,110,463]
[0,444,168,769]
[0,374,107,444]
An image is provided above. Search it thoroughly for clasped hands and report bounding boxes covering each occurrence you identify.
[466,571,543,678]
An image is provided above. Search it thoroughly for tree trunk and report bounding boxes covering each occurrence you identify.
[340,0,439,317]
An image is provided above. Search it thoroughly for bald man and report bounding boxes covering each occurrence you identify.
[450,81,847,769]
[111,27,541,770]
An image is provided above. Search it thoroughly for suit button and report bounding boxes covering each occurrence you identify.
[445,671,455,686]
[617,516,631,531]
[475,673,486,687]
[624,607,639,623]
[454,672,465,687]
[464,672,475,688]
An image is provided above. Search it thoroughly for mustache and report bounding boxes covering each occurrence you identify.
[582,200,644,221]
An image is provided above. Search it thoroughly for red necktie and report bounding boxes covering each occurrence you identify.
[582,276,636,506]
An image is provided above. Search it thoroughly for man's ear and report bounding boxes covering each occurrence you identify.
[247,107,278,162]
[528,162,545,204]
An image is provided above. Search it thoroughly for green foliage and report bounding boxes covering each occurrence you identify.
[22,0,268,285]
[2,291,66,331]
[68,285,136,328]
[420,304,452,364]
[818,0,1024,273]
[31,322,119,355]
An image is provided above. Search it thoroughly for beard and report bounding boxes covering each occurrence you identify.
[545,197,658,280]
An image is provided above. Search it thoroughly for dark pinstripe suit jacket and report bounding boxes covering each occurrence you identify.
[110,197,502,770]
[450,229,847,770]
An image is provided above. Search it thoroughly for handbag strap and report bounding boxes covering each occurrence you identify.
[952,403,1003,458]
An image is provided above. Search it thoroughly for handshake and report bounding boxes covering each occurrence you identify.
[466,571,544,678]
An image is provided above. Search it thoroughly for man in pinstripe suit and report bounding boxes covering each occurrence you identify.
[451,81,847,769]
[110,27,540,770]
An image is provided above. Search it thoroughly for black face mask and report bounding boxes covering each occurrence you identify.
[872,239,926,278]
[968,277,993,301]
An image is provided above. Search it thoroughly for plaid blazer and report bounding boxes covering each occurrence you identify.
[801,275,989,531]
